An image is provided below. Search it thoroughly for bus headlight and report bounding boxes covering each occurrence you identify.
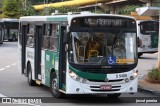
[69,70,87,83]
[69,70,77,79]
[133,70,138,77]
[130,70,138,81]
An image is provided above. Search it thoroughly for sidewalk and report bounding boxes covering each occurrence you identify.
[137,53,160,96]
[138,75,160,96]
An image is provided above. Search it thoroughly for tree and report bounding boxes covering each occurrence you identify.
[152,0,160,7]
[0,0,36,18]
[23,1,36,16]
[28,0,67,5]
[40,6,81,15]
[119,5,141,15]
[1,0,23,18]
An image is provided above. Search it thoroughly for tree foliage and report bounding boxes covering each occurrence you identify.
[28,0,69,5]
[40,6,81,15]
[152,0,160,6]
[0,0,36,18]
[22,1,36,16]
[1,0,23,18]
[119,5,140,15]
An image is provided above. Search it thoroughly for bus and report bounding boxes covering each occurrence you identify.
[137,20,159,57]
[0,20,3,44]
[19,12,138,98]
[1,18,19,41]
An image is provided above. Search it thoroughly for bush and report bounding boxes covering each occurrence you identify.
[148,67,160,80]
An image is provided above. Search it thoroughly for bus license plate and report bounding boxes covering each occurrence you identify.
[100,85,112,90]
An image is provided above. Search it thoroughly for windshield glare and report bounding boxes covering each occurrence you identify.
[69,32,137,65]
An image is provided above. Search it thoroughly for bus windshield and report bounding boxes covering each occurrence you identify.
[69,31,137,65]
[140,21,159,35]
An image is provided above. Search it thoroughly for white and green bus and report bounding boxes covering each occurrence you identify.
[19,12,138,98]
[137,20,159,57]
[1,18,19,41]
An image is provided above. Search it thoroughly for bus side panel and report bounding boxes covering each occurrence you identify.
[44,50,54,87]
[151,33,158,48]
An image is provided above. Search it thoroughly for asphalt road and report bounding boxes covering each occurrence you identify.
[0,42,159,106]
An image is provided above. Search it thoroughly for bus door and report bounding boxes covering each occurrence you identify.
[21,25,27,74]
[59,25,67,90]
[141,34,151,49]
[34,25,42,79]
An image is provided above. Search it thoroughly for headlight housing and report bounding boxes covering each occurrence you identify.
[130,69,138,81]
[69,70,87,83]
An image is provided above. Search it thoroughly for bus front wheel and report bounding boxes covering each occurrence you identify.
[107,93,121,98]
[27,64,35,86]
[50,72,64,98]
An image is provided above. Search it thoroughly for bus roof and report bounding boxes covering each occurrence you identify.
[136,20,159,23]
[1,18,19,22]
[19,12,136,23]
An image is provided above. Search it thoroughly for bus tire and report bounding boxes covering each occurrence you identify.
[50,72,64,98]
[138,53,143,57]
[27,64,36,86]
[107,93,121,98]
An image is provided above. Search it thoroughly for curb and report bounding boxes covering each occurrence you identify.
[138,86,160,96]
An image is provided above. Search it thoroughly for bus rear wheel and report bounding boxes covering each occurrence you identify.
[107,93,121,98]
[27,64,35,86]
[50,72,64,98]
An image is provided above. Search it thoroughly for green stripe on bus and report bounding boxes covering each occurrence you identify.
[69,65,106,80]
[47,17,67,21]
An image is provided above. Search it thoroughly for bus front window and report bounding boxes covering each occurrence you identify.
[69,32,137,65]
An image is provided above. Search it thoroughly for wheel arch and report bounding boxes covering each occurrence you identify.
[50,68,56,79]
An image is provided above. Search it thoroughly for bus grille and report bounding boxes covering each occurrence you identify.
[88,79,124,82]
[90,86,121,92]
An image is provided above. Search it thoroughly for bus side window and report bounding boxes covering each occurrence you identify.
[26,24,34,47]
[19,23,22,45]
[50,24,58,51]
[42,24,50,49]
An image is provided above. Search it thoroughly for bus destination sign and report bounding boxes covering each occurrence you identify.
[84,18,124,27]
[71,16,135,28]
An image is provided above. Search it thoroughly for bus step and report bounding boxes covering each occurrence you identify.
[35,80,41,85]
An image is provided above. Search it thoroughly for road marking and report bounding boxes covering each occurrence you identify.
[11,63,17,66]
[0,62,17,72]
[0,93,7,97]
[0,68,5,71]
[6,66,11,68]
